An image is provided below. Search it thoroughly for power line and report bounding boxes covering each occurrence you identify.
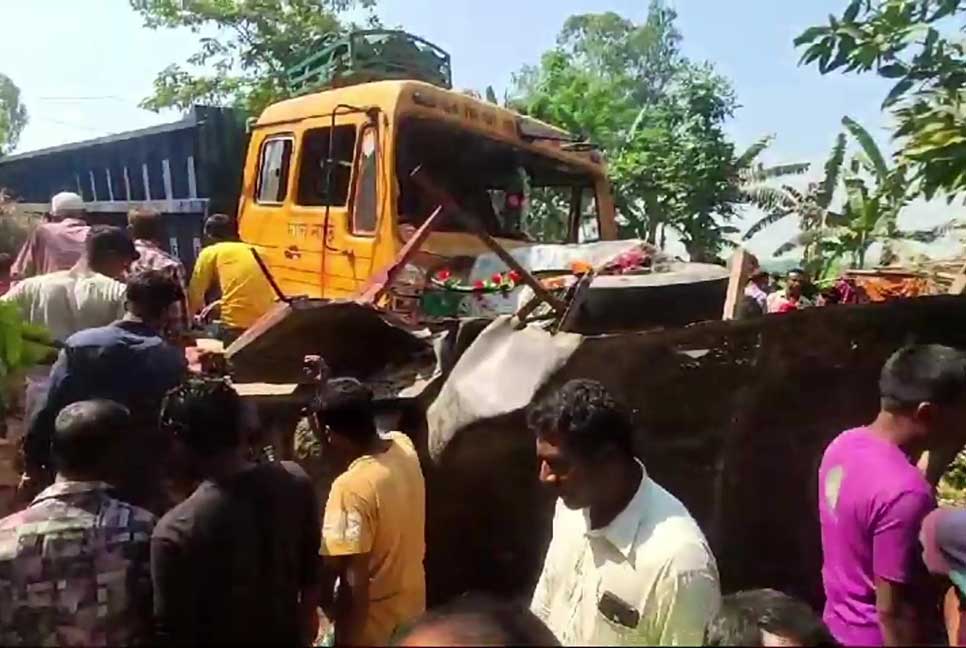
[35,95,130,102]
[29,115,105,133]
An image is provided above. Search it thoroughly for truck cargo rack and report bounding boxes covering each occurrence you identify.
[287,30,452,96]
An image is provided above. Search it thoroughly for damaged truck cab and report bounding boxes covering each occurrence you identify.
[238,67,617,306]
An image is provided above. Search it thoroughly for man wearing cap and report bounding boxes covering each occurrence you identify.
[11,191,91,280]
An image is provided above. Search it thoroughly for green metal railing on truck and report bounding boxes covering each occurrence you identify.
[287,30,452,96]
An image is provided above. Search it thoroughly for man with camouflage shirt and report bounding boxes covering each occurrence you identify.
[0,400,155,646]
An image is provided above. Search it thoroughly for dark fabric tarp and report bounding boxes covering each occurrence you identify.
[422,295,966,607]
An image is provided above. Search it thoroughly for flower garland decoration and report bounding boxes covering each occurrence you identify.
[430,268,524,295]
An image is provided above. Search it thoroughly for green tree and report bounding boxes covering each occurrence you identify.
[752,116,954,275]
[796,0,966,201]
[130,0,376,115]
[511,2,684,147]
[610,65,743,261]
[742,132,846,270]
[0,74,28,155]
[512,2,753,261]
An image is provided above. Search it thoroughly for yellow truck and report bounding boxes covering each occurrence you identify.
[237,31,617,304]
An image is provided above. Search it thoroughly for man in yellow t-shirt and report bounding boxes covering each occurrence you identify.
[316,378,426,646]
[187,214,276,343]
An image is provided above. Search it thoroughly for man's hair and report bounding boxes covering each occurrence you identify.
[53,400,130,474]
[704,597,762,646]
[204,213,236,241]
[879,344,966,412]
[126,270,183,320]
[128,207,164,241]
[394,594,560,646]
[318,377,376,442]
[706,589,836,647]
[788,267,807,277]
[86,225,138,265]
[527,379,634,459]
[161,378,241,456]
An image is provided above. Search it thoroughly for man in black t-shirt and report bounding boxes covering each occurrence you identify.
[152,378,321,645]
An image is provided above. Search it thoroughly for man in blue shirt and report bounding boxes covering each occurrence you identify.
[25,270,187,511]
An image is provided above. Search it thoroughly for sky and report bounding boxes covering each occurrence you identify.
[1,0,962,259]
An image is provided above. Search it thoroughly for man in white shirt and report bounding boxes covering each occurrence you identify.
[528,379,720,646]
[3,226,136,342]
[2,226,138,429]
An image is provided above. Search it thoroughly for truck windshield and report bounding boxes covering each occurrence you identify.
[396,118,600,244]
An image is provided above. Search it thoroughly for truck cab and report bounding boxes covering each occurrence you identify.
[237,32,617,308]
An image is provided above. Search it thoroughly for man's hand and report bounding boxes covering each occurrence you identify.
[327,553,370,646]
[14,472,41,507]
[876,577,922,646]
[197,299,222,323]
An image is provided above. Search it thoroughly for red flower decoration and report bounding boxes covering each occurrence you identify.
[435,268,452,282]
[508,270,523,284]
[491,272,504,284]
[473,280,486,290]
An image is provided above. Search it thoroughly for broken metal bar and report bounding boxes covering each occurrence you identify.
[409,167,568,313]
[355,205,446,304]
[555,272,595,334]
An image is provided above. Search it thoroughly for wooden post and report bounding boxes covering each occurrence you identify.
[722,248,755,320]
[948,260,966,295]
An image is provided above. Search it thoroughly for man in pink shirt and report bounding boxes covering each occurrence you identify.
[819,344,966,646]
[12,192,91,280]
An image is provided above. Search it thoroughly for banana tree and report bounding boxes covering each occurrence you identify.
[742,132,846,268]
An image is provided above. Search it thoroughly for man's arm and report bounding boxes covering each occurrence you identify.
[151,533,199,645]
[530,525,558,625]
[873,490,936,646]
[325,553,371,647]
[649,567,721,646]
[24,349,70,479]
[186,248,215,316]
[10,229,39,280]
[320,478,374,646]
[298,469,323,646]
[0,279,27,306]
[876,577,921,645]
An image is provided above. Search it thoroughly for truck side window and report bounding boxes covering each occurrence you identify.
[255,136,293,204]
[352,126,378,235]
[578,187,600,243]
[298,125,357,207]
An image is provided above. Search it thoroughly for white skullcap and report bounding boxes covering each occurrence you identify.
[50,191,85,216]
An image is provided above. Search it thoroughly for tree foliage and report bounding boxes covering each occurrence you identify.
[796,0,966,201]
[0,74,28,156]
[610,66,744,261]
[511,2,757,261]
[745,115,955,276]
[130,0,376,115]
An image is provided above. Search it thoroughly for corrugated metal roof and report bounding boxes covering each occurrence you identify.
[0,110,200,165]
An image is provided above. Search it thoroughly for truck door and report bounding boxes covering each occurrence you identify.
[240,131,295,283]
[286,115,381,299]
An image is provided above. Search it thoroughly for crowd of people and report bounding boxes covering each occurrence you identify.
[740,265,866,319]
[2,192,966,647]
